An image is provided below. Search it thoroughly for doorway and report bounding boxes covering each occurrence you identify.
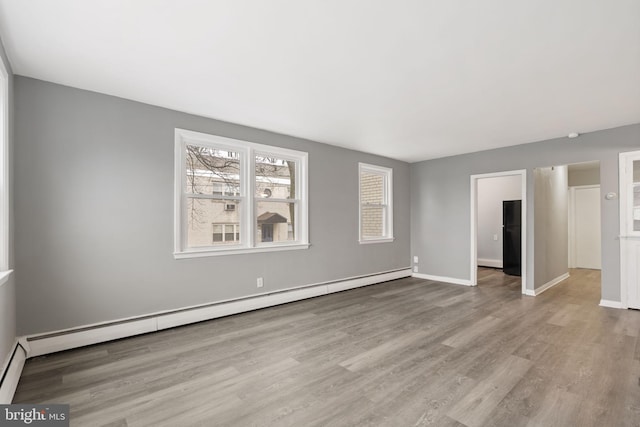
[261,224,274,242]
[470,170,527,294]
[569,186,601,269]
[568,161,601,271]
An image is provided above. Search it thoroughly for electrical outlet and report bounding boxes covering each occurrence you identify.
[493,234,498,241]
[413,256,419,263]
[257,277,264,288]
[413,266,418,273]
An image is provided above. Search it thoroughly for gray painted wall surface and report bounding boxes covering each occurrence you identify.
[533,166,568,287]
[410,123,640,300]
[14,77,411,335]
[0,278,15,371]
[568,165,601,186]
[477,175,521,265]
[0,38,15,374]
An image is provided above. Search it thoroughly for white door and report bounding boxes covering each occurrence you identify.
[574,187,601,269]
[620,151,640,309]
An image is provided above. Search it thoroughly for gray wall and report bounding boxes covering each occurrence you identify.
[14,77,410,335]
[410,123,640,299]
[0,39,15,375]
[477,175,522,266]
[533,166,568,287]
[568,164,601,186]
[0,275,15,373]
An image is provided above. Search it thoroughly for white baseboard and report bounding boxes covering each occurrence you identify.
[599,299,624,309]
[0,341,26,404]
[528,272,570,296]
[157,285,329,331]
[25,268,412,358]
[28,318,158,358]
[477,258,503,269]
[412,273,471,286]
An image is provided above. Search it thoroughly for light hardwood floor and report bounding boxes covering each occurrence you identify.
[13,268,640,426]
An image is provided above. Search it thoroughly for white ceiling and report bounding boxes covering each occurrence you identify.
[0,1,639,163]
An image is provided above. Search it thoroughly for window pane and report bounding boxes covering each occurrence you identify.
[212,224,223,242]
[360,172,384,204]
[361,205,385,238]
[187,198,241,247]
[185,145,240,195]
[634,160,640,183]
[256,201,294,243]
[255,155,295,199]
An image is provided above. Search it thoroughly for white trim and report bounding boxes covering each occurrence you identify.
[174,243,309,259]
[470,170,527,294]
[412,273,472,286]
[477,258,502,269]
[0,338,17,390]
[156,287,327,331]
[599,299,624,309]
[568,187,575,268]
[0,53,8,272]
[619,154,629,308]
[23,268,412,358]
[619,150,640,309]
[359,237,395,245]
[174,128,309,257]
[28,318,157,358]
[0,341,26,404]
[525,272,569,296]
[358,162,394,243]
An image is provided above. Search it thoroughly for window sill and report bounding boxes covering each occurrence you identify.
[359,237,395,245]
[0,269,13,288]
[174,243,310,259]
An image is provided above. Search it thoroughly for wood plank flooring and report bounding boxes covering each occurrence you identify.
[13,268,640,426]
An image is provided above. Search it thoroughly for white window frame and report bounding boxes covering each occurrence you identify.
[174,129,309,258]
[0,54,11,286]
[358,163,394,244]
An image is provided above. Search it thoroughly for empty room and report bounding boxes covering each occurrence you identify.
[0,1,639,426]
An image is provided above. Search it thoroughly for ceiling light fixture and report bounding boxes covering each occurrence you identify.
[568,132,580,139]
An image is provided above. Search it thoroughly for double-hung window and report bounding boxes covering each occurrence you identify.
[359,163,393,243]
[174,129,308,258]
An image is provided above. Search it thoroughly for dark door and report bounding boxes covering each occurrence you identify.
[262,224,274,242]
[503,200,522,276]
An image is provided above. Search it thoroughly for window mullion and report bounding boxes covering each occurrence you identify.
[246,147,255,248]
[180,141,188,253]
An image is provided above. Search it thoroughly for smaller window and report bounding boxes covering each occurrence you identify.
[212,223,240,244]
[359,163,393,243]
